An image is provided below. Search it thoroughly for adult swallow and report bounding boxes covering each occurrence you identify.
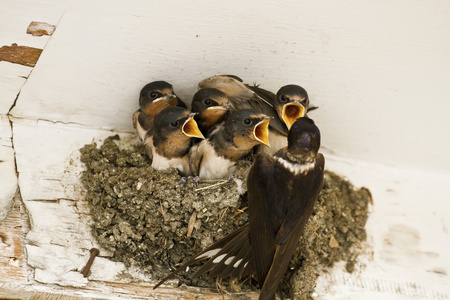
[190,88,231,135]
[198,75,313,153]
[247,117,324,299]
[154,117,325,300]
[188,109,271,180]
[132,81,187,141]
[145,106,204,176]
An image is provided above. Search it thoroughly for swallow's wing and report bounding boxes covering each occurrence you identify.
[246,84,276,104]
[132,110,139,130]
[188,142,203,176]
[307,106,319,112]
[219,74,244,82]
[247,153,279,286]
[192,224,253,280]
[153,224,251,289]
[133,110,154,142]
[198,76,288,136]
[176,97,187,109]
[143,132,154,161]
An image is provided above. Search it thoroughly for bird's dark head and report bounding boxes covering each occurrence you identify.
[191,88,230,115]
[153,106,205,142]
[191,88,230,133]
[275,85,309,130]
[139,81,178,116]
[287,117,320,160]
[224,109,271,149]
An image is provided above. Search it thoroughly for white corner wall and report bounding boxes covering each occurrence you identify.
[11,0,450,173]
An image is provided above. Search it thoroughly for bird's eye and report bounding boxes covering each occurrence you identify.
[204,99,212,105]
[170,121,179,127]
[149,92,158,99]
[243,118,251,125]
[280,95,288,102]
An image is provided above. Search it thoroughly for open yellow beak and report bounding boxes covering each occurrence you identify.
[282,102,306,130]
[182,115,205,139]
[253,117,271,147]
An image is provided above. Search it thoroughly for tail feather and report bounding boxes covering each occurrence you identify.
[154,224,251,289]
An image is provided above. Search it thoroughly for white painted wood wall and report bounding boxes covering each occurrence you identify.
[1,0,449,299]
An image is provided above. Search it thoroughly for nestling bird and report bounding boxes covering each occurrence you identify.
[198,75,313,154]
[132,81,187,141]
[188,109,271,180]
[153,117,325,300]
[190,88,231,135]
[145,106,204,176]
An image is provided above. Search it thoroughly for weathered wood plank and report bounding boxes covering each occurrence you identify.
[0,44,43,67]
[0,190,30,283]
[12,119,140,287]
[26,22,56,37]
[0,116,17,220]
[0,0,68,49]
[0,62,30,115]
[0,287,32,299]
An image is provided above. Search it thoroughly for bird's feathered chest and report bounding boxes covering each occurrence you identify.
[151,149,190,174]
[268,160,313,224]
[196,141,236,179]
[153,132,191,159]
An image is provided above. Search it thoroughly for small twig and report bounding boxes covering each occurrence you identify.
[187,210,197,238]
[233,206,248,217]
[216,277,227,299]
[217,207,229,224]
[159,200,166,221]
[199,179,228,183]
[194,181,228,192]
[156,179,176,184]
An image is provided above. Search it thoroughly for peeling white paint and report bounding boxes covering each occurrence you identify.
[314,150,450,299]
[13,118,145,286]
[0,0,68,49]
[0,62,31,115]
[0,116,16,220]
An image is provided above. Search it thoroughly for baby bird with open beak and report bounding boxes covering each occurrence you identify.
[146,106,204,176]
[189,109,271,180]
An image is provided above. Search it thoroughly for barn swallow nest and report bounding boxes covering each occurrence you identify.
[80,135,371,299]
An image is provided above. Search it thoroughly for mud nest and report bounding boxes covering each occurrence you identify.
[80,135,372,299]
